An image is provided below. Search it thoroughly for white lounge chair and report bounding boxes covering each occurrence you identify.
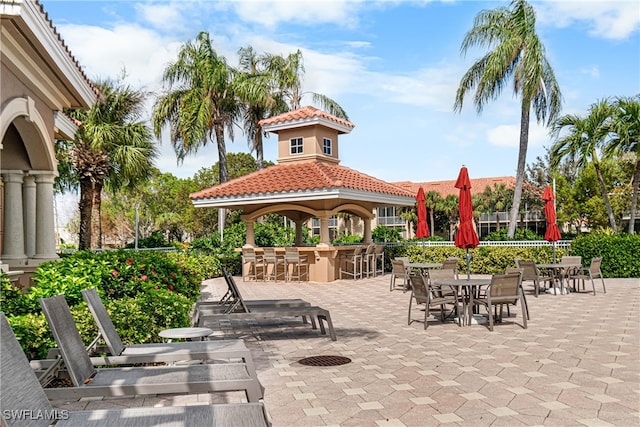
[0,313,271,427]
[38,294,264,402]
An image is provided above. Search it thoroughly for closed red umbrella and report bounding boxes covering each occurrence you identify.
[454,166,479,278]
[542,185,561,262]
[416,187,430,239]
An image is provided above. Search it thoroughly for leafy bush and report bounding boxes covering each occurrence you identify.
[333,233,363,245]
[372,226,403,243]
[571,233,640,278]
[483,228,544,241]
[1,274,27,314]
[125,231,171,249]
[4,250,212,358]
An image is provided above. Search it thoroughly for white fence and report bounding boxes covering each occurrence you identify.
[387,240,572,249]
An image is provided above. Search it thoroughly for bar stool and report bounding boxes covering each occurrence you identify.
[340,246,363,280]
[373,245,385,277]
[362,244,376,278]
[262,247,285,281]
[284,247,308,282]
[242,247,264,281]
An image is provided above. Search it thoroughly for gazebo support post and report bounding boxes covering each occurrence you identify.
[245,220,256,247]
[363,217,372,244]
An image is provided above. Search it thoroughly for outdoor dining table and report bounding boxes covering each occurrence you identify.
[408,262,442,272]
[536,262,582,295]
[432,278,492,326]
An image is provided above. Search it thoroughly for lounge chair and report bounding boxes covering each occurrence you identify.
[38,295,264,402]
[0,313,271,427]
[74,287,258,379]
[196,274,337,341]
[194,271,311,319]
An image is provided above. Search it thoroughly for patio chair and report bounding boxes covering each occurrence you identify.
[373,244,385,276]
[76,287,258,379]
[475,272,527,331]
[0,313,271,427]
[427,268,462,324]
[38,295,264,402]
[242,247,264,281]
[197,273,337,341]
[408,272,460,329]
[284,247,308,282]
[441,257,459,279]
[340,245,363,280]
[504,267,530,320]
[515,259,554,297]
[362,244,377,278]
[568,257,606,296]
[262,247,286,281]
[389,258,410,292]
[561,255,582,290]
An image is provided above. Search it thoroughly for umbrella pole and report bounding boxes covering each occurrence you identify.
[466,248,471,280]
[553,241,556,263]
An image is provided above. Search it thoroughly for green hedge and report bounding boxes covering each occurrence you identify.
[1,250,219,359]
[383,233,639,278]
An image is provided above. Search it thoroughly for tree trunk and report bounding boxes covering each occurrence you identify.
[429,208,435,236]
[78,177,93,250]
[214,122,228,183]
[91,180,104,249]
[508,102,531,238]
[593,159,618,232]
[254,131,264,170]
[629,159,639,234]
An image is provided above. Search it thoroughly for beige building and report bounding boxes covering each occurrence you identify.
[1,0,95,278]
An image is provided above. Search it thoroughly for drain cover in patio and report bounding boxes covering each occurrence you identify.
[298,355,351,366]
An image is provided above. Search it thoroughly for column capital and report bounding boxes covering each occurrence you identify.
[1,170,25,183]
[29,170,59,183]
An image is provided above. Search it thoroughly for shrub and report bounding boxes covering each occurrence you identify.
[571,233,640,278]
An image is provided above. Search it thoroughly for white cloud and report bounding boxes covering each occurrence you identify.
[487,123,551,148]
[580,65,601,79]
[230,0,363,28]
[55,23,179,90]
[134,2,187,30]
[537,1,640,40]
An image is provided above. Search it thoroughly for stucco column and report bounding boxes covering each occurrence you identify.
[245,220,255,247]
[318,216,331,246]
[363,217,372,244]
[1,171,26,260]
[32,171,58,260]
[22,175,36,257]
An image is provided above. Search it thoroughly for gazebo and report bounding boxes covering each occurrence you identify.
[190,106,415,281]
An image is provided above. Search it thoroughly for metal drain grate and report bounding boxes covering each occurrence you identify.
[298,355,352,367]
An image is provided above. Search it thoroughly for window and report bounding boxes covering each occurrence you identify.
[309,216,338,237]
[323,138,332,155]
[376,207,405,226]
[290,137,303,154]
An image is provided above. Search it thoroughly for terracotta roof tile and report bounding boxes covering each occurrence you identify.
[190,160,413,200]
[392,176,515,198]
[259,106,354,130]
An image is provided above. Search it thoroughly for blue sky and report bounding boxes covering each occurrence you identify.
[41,0,639,184]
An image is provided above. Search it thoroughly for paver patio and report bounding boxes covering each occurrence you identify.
[51,275,640,426]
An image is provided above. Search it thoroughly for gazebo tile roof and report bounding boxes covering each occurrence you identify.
[258,106,355,130]
[190,160,413,200]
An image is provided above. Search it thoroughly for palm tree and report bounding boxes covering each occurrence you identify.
[550,99,618,232]
[61,78,157,249]
[424,191,442,236]
[153,31,237,184]
[235,46,288,170]
[269,50,349,120]
[440,195,460,240]
[606,95,639,233]
[453,0,562,239]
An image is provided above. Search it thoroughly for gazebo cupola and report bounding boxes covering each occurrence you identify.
[260,106,355,165]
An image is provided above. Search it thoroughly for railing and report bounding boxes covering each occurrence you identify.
[384,240,572,249]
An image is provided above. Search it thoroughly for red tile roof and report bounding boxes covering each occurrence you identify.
[259,106,355,131]
[392,177,515,198]
[190,160,413,200]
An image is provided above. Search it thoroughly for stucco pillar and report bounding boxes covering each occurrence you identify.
[22,174,36,257]
[32,171,58,260]
[363,217,372,244]
[1,171,26,260]
[245,220,255,247]
[318,216,331,246]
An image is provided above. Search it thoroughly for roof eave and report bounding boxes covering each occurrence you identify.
[262,116,353,134]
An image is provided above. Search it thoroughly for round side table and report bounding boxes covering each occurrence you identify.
[159,327,213,342]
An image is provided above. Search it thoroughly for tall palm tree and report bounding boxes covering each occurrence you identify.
[606,95,639,233]
[453,0,562,238]
[153,31,237,184]
[269,50,349,119]
[424,190,442,236]
[549,99,618,231]
[61,78,157,249]
[235,46,287,170]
